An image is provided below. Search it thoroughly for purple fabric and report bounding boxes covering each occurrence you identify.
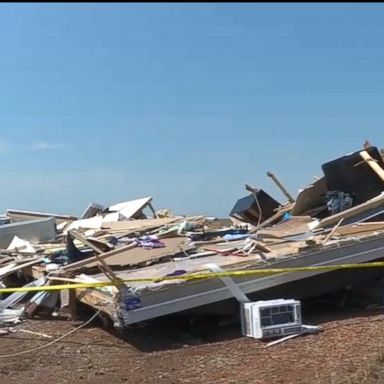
[134,235,166,249]
[165,270,187,277]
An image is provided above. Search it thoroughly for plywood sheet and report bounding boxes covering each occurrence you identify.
[83,237,191,269]
[101,217,181,232]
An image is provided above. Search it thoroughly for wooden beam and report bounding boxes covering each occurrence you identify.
[60,243,137,272]
[47,276,83,283]
[148,203,158,219]
[67,230,120,281]
[266,171,295,203]
[249,204,295,233]
[68,230,104,254]
[0,257,45,279]
[359,150,384,183]
[322,218,344,244]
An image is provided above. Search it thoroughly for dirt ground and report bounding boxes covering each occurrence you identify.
[1,301,384,384]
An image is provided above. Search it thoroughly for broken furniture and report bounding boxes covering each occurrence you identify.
[230,190,281,227]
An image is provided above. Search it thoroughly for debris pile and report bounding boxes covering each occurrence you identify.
[2,144,384,335]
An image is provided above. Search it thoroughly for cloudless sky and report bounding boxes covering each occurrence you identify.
[0,3,384,217]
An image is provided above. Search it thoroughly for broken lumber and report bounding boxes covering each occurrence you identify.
[266,171,295,203]
[60,243,137,272]
[359,150,384,183]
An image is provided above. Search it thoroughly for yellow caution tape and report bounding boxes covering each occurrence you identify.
[2,261,384,293]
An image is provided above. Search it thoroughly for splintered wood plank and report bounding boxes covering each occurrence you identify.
[64,238,191,271]
[333,222,384,236]
[90,238,190,267]
[61,243,137,272]
[257,216,314,239]
[100,217,181,231]
[319,194,384,228]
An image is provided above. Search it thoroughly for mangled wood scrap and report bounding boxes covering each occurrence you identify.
[266,171,295,203]
[86,237,113,253]
[248,202,295,233]
[75,284,117,318]
[60,243,137,272]
[67,230,123,283]
[190,238,232,247]
[202,240,271,258]
[75,238,192,270]
[322,218,344,244]
[332,222,384,237]
[100,217,182,233]
[74,273,131,322]
[256,216,315,240]
[262,241,303,256]
[48,276,83,283]
[0,257,45,280]
[359,150,384,183]
[16,329,52,339]
[202,247,248,257]
[68,230,112,254]
[56,221,68,233]
[245,239,272,253]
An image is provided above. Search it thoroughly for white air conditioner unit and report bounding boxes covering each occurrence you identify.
[241,299,303,339]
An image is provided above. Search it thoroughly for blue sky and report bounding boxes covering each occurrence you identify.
[0,3,384,217]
